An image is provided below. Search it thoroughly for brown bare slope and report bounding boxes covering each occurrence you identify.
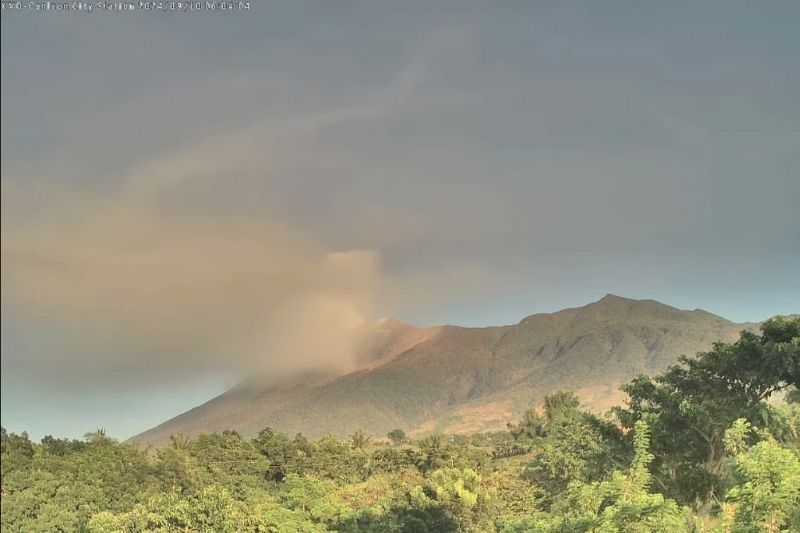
[130,295,752,445]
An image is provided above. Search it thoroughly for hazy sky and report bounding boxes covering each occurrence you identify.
[2,1,799,440]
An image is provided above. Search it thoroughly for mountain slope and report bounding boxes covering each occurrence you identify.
[131,295,752,445]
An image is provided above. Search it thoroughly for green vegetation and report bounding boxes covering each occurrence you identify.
[2,317,798,532]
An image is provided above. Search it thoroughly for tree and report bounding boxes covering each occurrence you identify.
[254,427,296,481]
[278,473,352,525]
[388,429,407,445]
[724,421,800,532]
[786,387,800,404]
[1,430,156,532]
[523,392,627,502]
[89,484,261,532]
[592,421,688,532]
[543,391,582,425]
[83,427,113,445]
[153,444,201,495]
[418,468,496,532]
[370,446,420,473]
[1,428,35,481]
[419,434,451,472]
[505,421,688,532]
[169,433,191,451]
[614,316,800,504]
[39,435,86,456]
[349,429,371,450]
[188,430,269,491]
[507,407,546,442]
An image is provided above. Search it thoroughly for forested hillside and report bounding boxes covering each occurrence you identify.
[2,316,798,532]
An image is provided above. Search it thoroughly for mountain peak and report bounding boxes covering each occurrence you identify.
[131,296,747,445]
[583,293,643,314]
[599,293,632,303]
[372,317,415,331]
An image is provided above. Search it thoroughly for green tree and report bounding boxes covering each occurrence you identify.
[614,316,800,504]
[421,467,496,532]
[1,431,156,532]
[505,421,688,532]
[388,428,407,445]
[349,429,371,450]
[169,432,191,451]
[523,392,627,502]
[370,446,420,473]
[543,391,582,425]
[724,426,800,532]
[593,421,688,532]
[1,428,35,481]
[254,426,296,481]
[153,444,201,495]
[279,473,352,525]
[507,407,546,442]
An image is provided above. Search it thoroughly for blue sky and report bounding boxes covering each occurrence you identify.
[2,1,799,440]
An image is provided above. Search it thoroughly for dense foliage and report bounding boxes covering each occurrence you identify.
[2,317,798,532]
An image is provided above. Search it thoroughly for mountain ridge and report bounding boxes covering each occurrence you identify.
[130,295,754,445]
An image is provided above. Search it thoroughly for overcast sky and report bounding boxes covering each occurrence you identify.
[2,1,799,440]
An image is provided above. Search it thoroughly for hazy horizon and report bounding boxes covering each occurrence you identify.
[2,1,799,441]
[1,293,791,442]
